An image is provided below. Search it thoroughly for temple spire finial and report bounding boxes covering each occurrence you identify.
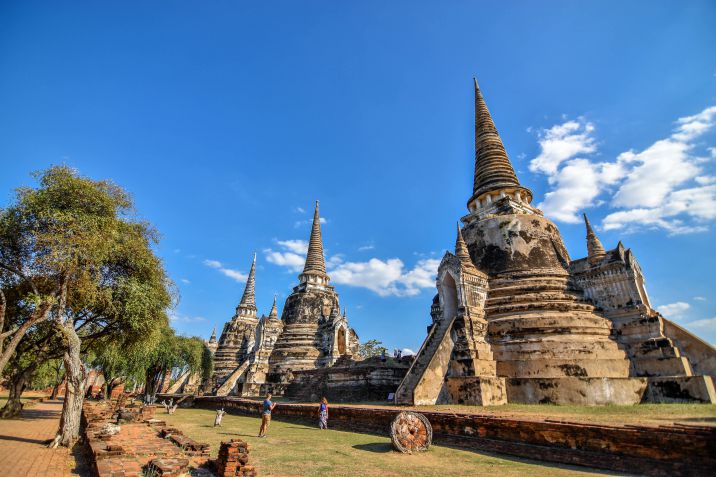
[468,78,533,210]
[237,254,257,315]
[584,213,606,263]
[209,326,217,343]
[455,223,474,268]
[301,200,328,279]
[269,294,278,319]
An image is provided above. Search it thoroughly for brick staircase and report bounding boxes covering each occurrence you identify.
[395,315,456,405]
[215,359,250,396]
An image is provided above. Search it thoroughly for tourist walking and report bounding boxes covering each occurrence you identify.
[318,397,329,430]
[258,393,275,438]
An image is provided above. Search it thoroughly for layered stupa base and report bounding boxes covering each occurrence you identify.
[395,80,714,407]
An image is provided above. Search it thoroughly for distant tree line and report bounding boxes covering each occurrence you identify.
[0,165,210,448]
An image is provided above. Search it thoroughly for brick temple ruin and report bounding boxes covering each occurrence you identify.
[212,201,360,396]
[395,78,716,406]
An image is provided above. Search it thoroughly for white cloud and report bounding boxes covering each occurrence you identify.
[180,278,191,285]
[530,105,716,233]
[203,259,249,282]
[529,119,596,176]
[611,140,700,208]
[694,296,707,302]
[682,316,716,345]
[401,348,415,356]
[265,250,305,272]
[295,206,306,214]
[170,312,206,323]
[330,258,439,297]
[219,268,249,282]
[686,316,716,330]
[656,301,691,320]
[294,217,327,228]
[673,106,716,141]
[603,184,716,234]
[276,239,309,255]
[327,254,344,268]
[537,158,604,223]
[358,244,375,251]
[265,238,439,297]
[265,239,308,272]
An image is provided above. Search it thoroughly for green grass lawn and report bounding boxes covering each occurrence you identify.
[162,407,625,477]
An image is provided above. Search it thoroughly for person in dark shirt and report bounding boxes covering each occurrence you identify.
[258,393,276,438]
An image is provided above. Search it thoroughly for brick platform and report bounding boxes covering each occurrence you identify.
[83,401,210,477]
[191,396,715,477]
[0,399,74,477]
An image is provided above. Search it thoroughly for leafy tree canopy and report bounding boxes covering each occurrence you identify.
[359,339,388,358]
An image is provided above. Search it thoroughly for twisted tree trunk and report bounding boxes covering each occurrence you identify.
[50,281,86,448]
[50,380,63,400]
[0,302,52,376]
[50,330,85,447]
[0,364,35,418]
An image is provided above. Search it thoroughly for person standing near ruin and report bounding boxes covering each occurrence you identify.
[258,393,275,438]
[318,397,329,430]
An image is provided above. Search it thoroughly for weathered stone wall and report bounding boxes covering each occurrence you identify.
[192,397,715,477]
[266,288,337,386]
[458,212,642,404]
[213,317,259,386]
[570,244,650,311]
[285,358,409,402]
[462,212,570,274]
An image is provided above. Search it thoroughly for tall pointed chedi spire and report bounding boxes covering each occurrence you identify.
[584,213,606,263]
[301,201,328,279]
[269,295,278,319]
[469,77,533,209]
[236,253,258,317]
[209,326,217,343]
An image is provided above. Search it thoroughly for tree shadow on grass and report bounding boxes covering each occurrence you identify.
[674,417,716,424]
[352,443,393,453]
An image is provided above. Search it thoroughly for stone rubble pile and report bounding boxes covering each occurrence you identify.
[145,457,191,477]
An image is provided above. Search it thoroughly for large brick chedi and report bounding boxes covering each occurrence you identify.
[398,79,715,405]
[264,201,359,395]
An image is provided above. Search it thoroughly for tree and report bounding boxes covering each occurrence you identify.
[29,358,64,393]
[201,345,214,383]
[0,320,63,418]
[0,166,172,446]
[141,327,204,399]
[359,339,388,358]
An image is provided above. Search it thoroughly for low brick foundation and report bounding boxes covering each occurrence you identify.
[191,396,715,477]
[82,400,210,477]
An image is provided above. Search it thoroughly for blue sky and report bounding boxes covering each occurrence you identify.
[1,1,715,349]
